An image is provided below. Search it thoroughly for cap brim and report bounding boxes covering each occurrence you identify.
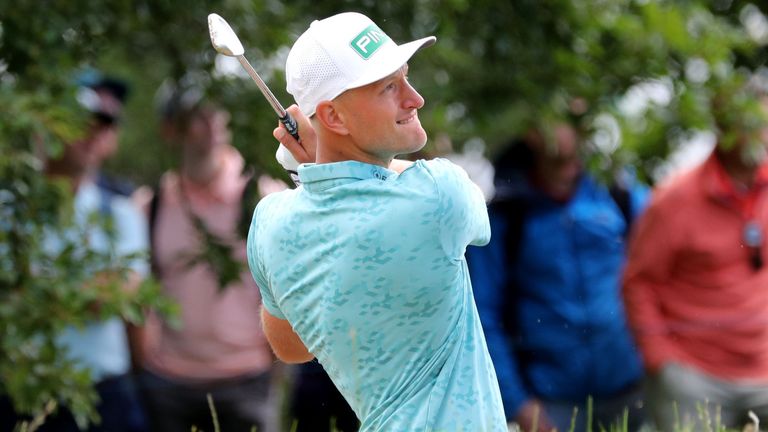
[343,36,436,93]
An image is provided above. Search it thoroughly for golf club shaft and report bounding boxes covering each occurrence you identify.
[236,55,300,141]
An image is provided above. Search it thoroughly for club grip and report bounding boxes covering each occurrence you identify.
[276,114,301,187]
[279,113,300,141]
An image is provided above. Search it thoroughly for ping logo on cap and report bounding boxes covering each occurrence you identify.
[351,25,389,59]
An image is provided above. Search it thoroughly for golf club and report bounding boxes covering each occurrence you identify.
[207,13,301,180]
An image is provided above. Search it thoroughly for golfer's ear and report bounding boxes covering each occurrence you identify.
[315,101,349,135]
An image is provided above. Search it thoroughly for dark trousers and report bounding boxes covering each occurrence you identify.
[542,383,646,432]
[137,369,275,432]
[288,362,358,432]
[1,373,148,432]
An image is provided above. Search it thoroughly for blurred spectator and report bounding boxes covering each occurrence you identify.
[287,361,359,432]
[0,72,150,432]
[133,83,283,432]
[467,122,649,432]
[623,87,768,430]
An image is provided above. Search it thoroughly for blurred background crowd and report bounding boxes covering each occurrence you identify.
[4,1,768,431]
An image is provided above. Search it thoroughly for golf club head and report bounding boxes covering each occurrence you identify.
[208,13,245,56]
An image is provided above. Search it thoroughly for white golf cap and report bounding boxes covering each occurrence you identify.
[286,12,436,117]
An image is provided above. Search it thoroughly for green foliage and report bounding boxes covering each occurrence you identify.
[508,396,751,432]
[0,1,180,427]
[2,0,768,427]
[185,207,249,291]
[0,148,178,427]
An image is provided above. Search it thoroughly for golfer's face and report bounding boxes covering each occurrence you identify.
[337,65,427,159]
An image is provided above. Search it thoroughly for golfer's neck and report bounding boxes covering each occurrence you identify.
[316,137,393,169]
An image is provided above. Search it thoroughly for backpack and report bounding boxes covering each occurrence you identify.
[95,172,136,218]
[494,181,633,262]
[490,179,634,335]
[147,168,260,277]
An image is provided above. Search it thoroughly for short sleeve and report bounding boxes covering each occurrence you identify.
[246,202,286,319]
[424,159,491,259]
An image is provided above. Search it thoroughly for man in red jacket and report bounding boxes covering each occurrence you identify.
[624,84,768,431]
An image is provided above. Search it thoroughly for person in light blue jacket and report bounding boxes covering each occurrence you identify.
[467,122,650,432]
[0,72,150,432]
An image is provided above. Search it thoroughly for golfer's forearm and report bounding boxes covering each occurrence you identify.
[261,306,314,363]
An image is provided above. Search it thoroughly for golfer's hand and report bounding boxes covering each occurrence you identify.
[274,104,316,165]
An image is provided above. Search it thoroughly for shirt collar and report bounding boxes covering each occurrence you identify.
[298,161,397,193]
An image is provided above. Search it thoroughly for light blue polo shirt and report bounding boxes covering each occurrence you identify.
[55,180,149,381]
[247,159,505,431]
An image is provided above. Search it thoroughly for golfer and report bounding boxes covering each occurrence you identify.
[247,12,506,431]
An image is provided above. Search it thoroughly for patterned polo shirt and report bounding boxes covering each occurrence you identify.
[248,158,505,431]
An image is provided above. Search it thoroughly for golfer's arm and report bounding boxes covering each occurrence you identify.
[260,306,314,364]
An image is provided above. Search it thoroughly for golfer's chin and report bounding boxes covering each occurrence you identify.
[397,125,428,155]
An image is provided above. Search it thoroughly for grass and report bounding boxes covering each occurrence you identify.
[12,400,57,432]
[14,393,761,432]
[508,397,760,432]
[190,394,258,432]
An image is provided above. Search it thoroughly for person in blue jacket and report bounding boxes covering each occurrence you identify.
[467,121,649,432]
